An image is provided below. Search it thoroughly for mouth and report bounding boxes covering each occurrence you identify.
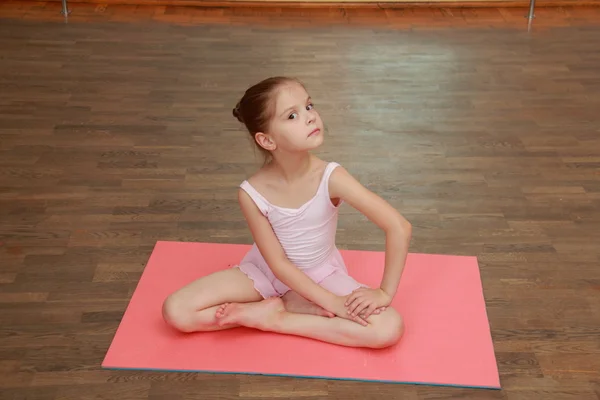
[308,128,321,137]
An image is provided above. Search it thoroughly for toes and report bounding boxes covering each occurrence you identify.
[215,303,229,318]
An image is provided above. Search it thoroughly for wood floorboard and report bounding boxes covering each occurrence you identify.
[0,3,599,400]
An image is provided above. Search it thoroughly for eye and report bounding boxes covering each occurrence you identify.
[288,112,298,120]
[307,103,314,110]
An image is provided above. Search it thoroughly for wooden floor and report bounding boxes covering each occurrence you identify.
[1,2,600,400]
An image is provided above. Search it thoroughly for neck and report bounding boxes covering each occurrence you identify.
[271,152,314,183]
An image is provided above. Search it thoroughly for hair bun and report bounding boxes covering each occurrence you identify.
[232,102,244,123]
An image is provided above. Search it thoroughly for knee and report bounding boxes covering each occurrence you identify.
[162,294,194,333]
[368,309,405,349]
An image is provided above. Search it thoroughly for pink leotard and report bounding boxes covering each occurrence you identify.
[236,161,366,298]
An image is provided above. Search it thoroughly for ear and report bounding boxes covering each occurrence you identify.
[255,132,276,151]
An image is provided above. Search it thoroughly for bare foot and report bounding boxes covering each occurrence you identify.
[283,296,335,318]
[215,298,286,331]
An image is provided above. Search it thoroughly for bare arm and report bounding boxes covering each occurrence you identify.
[238,188,338,309]
[328,167,412,299]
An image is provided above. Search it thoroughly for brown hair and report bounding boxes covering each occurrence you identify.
[233,76,302,163]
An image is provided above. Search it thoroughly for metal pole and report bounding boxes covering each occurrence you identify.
[526,0,536,30]
[61,0,71,16]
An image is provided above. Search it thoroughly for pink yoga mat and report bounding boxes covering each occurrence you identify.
[102,241,500,389]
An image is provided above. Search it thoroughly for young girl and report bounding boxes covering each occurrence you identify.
[162,77,412,349]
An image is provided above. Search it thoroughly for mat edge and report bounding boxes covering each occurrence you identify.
[100,365,502,390]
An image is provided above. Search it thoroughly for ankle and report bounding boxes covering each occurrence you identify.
[268,308,289,331]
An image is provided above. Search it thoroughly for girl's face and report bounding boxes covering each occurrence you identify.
[256,81,325,156]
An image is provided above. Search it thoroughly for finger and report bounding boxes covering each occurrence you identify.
[362,305,385,317]
[344,311,364,325]
[346,294,364,311]
[345,296,358,309]
[352,313,369,326]
[349,298,368,316]
[355,303,372,318]
[351,300,371,318]
[345,292,362,306]
[361,305,373,319]
[362,303,378,319]
[344,295,354,307]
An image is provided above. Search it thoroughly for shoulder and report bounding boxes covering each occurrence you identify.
[328,164,409,232]
[328,163,360,194]
[327,164,382,210]
[328,165,374,207]
[327,163,371,207]
[238,166,274,214]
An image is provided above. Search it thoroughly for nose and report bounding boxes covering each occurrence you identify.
[306,110,316,124]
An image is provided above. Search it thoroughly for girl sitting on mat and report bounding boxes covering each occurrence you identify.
[162,77,412,349]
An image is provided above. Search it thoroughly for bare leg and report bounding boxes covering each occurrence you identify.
[215,298,404,349]
[281,291,384,319]
[162,267,264,332]
[281,291,335,318]
[162,267,336,332]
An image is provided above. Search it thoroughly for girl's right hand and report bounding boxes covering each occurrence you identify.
[328,295,370,326]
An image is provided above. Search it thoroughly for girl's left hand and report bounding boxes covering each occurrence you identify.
[345,288,392,320]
